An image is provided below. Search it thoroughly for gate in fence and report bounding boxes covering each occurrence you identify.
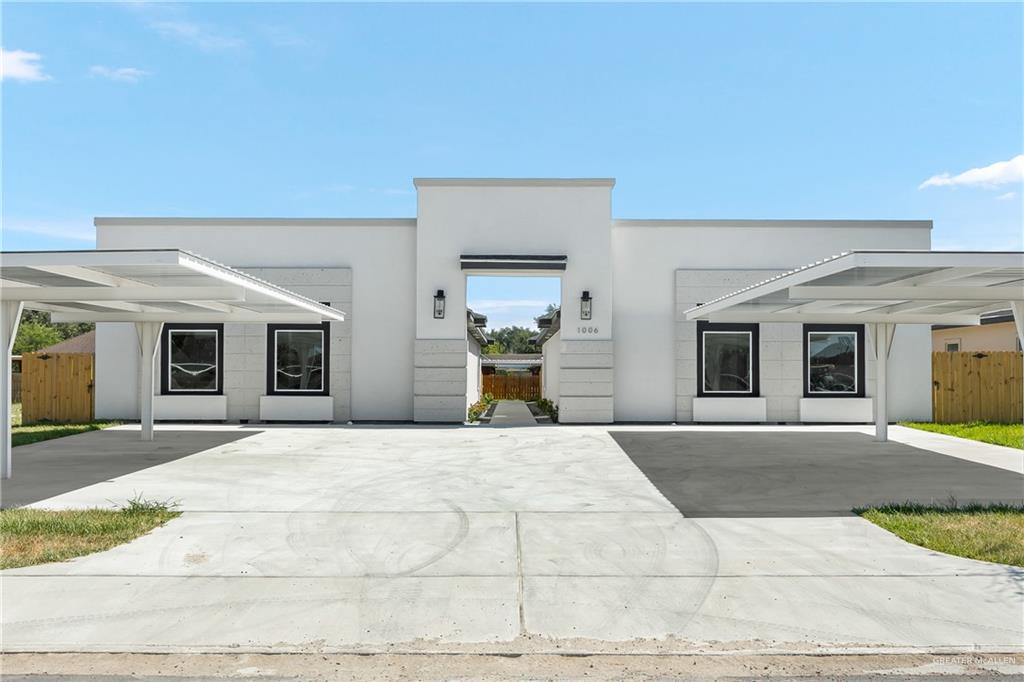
[932,351,1023,424]
[482,374,541,401]
[21,352,95,424]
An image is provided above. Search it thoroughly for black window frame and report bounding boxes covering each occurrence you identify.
[696,321,760,398]
[803,323,866,398]
[266,322,330,396]
[160,323,224,396]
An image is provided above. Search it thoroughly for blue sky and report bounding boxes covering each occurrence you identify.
[3,2,1021,329]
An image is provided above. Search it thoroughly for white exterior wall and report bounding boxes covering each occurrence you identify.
[542,330,562,404]
[95,220,415,421]
[414,181,614,423]
[612,221,933,422]
[93,188,934,425]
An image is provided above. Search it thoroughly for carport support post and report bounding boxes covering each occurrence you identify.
[871,322,896,443]
[1,301,24,480]
[135,321,162,442]
[1012,302,1024,349]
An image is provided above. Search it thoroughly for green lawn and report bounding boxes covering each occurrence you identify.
[0,500,180,569]
[10,402,119,447]
[900,421,1023,450]
[859,503,1024,567]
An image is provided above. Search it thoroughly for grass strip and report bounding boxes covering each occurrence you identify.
[858,502,1024,567]
[0,499,180,569]
[12,421,120,447]
[900,421,1023,450]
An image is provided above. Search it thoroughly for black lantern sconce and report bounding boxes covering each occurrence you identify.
[433,289,446,319]
[580,290,592,320]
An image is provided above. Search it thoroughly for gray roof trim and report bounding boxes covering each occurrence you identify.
[614,219,933,230]
[414,178,615,188]
[95,218,417,227]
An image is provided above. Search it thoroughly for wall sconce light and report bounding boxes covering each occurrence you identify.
[433,289,446,319]
[580,290,592,320]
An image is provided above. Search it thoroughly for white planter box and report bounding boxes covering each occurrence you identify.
[800,397,873,423]
[154,395,227,421]
[692,397,767,423]
[259,395,334,422]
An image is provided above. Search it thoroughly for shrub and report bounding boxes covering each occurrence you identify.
[535,398,558,422]
[467,392,496,422]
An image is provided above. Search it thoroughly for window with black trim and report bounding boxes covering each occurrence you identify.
[803,324,865,398]
[160,324,223,395]
[697,321,759,397]
[267,323,330,395]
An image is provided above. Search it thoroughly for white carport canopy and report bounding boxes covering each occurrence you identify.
[685,250,1024,442]
[0,249,346,479]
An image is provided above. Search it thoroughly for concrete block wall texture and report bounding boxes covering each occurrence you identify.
[675,269,874,423]
[414,338,469,422]
[673,269,935,423]
[559,340,614,423]
[146,268,353,423]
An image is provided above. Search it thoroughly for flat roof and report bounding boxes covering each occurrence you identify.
[94,217,932,230]
[95,217,416,227]
[413,178,616,188]
[614,219,932,229]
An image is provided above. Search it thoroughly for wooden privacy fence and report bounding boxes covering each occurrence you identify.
[21,352,95,424]
[932,351,1022,424]
[483,374,541,401]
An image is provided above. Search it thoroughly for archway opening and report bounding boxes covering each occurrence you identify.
[465,275,560,424]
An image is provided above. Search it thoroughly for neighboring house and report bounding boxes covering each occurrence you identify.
[481,354,542,375]
[466,310,489,410]
[36,329,96,354]
[94,177,934,424]
[932,310,1023,352]
[532,308,561,404]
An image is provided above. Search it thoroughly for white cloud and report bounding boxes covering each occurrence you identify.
[919,154,1024,190]
[148,19,245,51]
[467,299,554,331]
[89,65,150,83]
[468,299,552,312]
[995,191,1018,201]
[1,48,51,82]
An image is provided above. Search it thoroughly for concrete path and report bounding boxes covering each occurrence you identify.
[2,424,1022,653]
[487,400,537,426]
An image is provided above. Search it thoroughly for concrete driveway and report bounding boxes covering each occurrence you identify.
[2,423,1022,653]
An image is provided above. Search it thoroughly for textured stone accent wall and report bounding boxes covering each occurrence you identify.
[414,338,468,422]
[225,267,352,422]
[558,339,614,423]
[675,269,876,423]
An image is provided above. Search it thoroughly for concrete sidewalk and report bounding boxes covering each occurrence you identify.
[487,400,537,426]
[1,424,1022,653]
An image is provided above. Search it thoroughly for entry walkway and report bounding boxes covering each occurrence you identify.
[487,400,537,426]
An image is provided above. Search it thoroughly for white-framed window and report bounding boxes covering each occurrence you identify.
[803,324,865,398]
[267,323,329,395]
[161,324,222,395]
[944,339,961,352]
[697,322,758,396]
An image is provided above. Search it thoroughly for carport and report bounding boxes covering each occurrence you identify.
[685,250,1024,441]
[0,249,346,479]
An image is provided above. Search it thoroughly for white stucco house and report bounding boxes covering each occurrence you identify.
[93,178,934,424]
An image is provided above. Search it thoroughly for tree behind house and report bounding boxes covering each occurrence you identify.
[13,311,94,354]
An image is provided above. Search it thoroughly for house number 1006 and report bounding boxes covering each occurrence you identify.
[577,326,599,334]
